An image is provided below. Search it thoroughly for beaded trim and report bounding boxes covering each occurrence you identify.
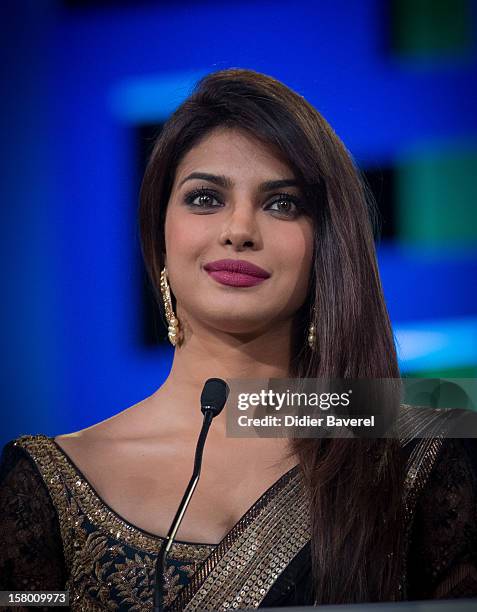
[13,404,455,610]
[14,435,215,563]
[169,465,309,611]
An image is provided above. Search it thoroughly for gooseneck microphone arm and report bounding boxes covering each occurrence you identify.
[153,378,229,612]
[153,410,213,611]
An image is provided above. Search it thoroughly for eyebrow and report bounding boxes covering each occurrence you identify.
[178,172,300,192]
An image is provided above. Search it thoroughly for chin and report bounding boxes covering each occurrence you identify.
[199,311,277,336]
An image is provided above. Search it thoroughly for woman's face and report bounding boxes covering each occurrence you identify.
[164,127,314,336]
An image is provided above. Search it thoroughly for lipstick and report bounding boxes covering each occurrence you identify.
[203,259,271,288]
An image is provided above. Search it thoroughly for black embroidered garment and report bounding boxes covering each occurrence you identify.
[1,406,477,610]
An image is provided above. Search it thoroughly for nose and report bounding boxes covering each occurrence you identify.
[219,203,262,251]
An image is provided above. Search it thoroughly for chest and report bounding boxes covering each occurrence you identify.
[72,444,295,545]
[33,438,309,612]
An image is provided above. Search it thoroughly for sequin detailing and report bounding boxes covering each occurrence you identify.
[13,436,216,611]
[169,465,309,611]
[8,404,472,610]
[13,435,306,611]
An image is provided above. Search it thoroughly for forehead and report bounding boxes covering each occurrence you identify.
[174,127,295,183]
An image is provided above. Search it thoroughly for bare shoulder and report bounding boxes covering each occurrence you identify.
[54,396,159,466]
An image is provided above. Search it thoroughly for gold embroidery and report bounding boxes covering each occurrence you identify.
[12,405,455,611]
[14,436,214,561]
[14,435,214,611]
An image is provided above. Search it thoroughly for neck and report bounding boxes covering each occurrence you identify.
[170,319,292,381]
[149,316,294,434]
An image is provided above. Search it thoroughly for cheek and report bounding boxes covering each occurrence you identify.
[164,209,203,261]
[278,223,314,302]
[278,223,314,273]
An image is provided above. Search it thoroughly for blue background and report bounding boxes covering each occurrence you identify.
[1,0,476,446]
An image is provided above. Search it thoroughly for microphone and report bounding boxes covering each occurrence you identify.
[153,378,229,612]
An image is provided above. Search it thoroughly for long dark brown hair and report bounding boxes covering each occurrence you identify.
[139,68,405,604]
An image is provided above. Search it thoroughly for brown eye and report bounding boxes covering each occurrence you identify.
[274,200,294,213]
[194,194,216,207]
[266,194,302,217]
[184,187,223,210]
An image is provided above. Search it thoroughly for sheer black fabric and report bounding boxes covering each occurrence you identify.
[0,442,67,610]
[1,436,477,609]
[406,438,477,599]
[0,442,66,590]
[0,441,205,611]
[262,437,477,606]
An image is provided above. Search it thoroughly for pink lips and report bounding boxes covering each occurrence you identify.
[204,259,271,287]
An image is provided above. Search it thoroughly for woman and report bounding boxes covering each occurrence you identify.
[1,68,476,611]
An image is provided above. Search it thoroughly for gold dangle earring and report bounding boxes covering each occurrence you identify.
[160,266,182,347]
[307,307,317,351]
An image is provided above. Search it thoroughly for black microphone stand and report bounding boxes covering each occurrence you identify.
[153,408,215,612]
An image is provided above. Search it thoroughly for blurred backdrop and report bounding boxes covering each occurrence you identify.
[1,0,476,446]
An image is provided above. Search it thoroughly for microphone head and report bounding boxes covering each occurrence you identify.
[200,378,230,416]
